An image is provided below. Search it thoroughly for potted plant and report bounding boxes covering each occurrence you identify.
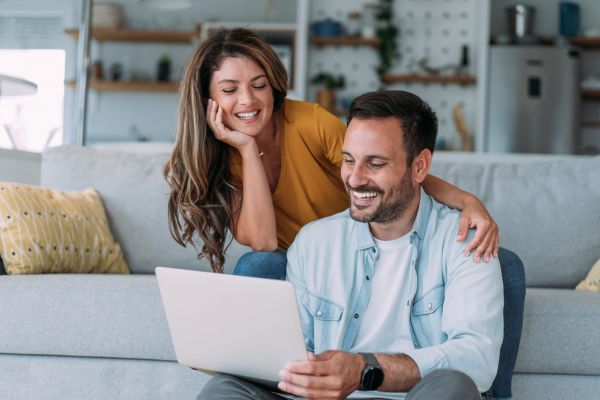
[157,54,171,82]
[310,72,345,112]
[375,0,398,82]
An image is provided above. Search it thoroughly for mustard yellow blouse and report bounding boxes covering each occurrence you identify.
[230,99,348,249]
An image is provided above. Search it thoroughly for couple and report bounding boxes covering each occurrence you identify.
[164,28,523,399]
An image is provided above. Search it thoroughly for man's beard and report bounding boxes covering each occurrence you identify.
[347,169,416,224]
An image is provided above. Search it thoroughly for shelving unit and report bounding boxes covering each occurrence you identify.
[64,28,197,43]
[310,36,380,48]
[381,74,477,86]
[66,80,179,92]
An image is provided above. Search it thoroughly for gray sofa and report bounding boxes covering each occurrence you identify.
[0,145,599,399]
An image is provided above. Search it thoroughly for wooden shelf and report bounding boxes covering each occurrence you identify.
[570,36,600,48]
[582,121,600,128]
[381,74,476,86]
[310,36,380,48]
[66,80,179,93]
[582,90,600,100]
[65,28,197,43]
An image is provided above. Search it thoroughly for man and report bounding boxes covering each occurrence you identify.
[199,90,504,399]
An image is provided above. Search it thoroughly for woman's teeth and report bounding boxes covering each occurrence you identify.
[236,111,258,120]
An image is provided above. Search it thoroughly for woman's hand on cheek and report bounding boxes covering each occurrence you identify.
[207,99,254,150]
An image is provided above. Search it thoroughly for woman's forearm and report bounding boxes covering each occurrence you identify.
[233,143,278,251]
[421,174,475,210]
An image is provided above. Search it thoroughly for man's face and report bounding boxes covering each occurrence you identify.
[341,117,418,224]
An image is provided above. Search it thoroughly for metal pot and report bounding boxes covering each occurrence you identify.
[506,4,536,38]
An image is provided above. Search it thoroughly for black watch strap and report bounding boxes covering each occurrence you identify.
[361,352,381,368]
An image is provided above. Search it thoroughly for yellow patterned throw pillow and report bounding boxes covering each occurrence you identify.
[576,258,600,292]
[0,182,129,274]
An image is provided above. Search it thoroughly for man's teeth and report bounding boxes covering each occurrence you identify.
[353,191,378,199]
[236,111,258,120]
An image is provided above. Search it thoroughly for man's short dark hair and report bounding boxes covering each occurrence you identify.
[347,90,438,165]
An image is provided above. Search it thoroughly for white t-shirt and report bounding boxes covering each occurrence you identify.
[351,233,415,354]
[344,233,415,400]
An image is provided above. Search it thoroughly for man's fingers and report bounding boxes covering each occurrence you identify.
[279,369,335,390]
[285,360,330,376]
[277,380,339,399]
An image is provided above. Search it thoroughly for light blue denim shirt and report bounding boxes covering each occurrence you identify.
[286,189,504,392]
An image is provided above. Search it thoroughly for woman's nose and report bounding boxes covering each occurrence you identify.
[238,88,255,105]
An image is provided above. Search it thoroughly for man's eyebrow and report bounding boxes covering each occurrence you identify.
[341,151,391,161]
[365,155,391,161]
[217,75,267,85]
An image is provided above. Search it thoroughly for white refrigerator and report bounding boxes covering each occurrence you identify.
[486,46,580,154]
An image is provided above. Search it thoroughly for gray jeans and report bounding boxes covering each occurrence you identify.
[197,368,481,400]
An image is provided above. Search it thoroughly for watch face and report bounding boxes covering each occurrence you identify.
[362,366,384,391]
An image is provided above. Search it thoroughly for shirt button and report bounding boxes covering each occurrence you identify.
[371,248,376,253]
[406,300,410,306]
[316,310,323,317]
[354,313,360,319]
[427,303,433,310]
[366,276,370,281]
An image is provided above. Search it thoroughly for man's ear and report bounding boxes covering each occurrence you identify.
[412,149,432,184]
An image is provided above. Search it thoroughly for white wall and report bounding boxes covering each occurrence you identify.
[0,148,41,185]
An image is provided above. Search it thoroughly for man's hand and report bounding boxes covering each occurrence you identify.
[278,350,365,400]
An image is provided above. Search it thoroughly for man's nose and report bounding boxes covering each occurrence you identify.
[347,164,369,188]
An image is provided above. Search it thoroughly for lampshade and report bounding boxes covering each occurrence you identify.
[0,74,37,97]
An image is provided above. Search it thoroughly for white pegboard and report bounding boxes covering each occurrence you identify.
[308,0,482,150]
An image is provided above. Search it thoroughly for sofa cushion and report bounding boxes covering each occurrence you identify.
[0,274,175,361]
[41,146,249,274]
[514,288,600,375]
[430,153,600,288]
[0,182,128,275]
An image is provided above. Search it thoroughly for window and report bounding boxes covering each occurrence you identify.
[0,50,65,152]
[0,14,67,152]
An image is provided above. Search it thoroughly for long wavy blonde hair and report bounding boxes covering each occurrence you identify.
[163,28,288,272]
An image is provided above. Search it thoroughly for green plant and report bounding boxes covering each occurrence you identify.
[159,54,171,63]
[375,0,398,81]
[311,72,346,90]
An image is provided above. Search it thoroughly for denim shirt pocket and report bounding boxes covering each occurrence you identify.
[412,285,444,316]
[302,291,344,321]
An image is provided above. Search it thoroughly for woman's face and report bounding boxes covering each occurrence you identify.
[209,56,275,137]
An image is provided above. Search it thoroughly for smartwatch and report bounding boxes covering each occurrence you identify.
[359,352,384,391]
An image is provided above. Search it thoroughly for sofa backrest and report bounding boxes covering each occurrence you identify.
[41,146,249,274]
[430,152,600,288]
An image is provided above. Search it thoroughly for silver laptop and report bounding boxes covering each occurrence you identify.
[155,266,308,387]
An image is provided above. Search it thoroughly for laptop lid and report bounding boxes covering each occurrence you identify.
[155,266,307,384]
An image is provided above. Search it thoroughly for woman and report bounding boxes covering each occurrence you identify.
[164,27,499,276]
